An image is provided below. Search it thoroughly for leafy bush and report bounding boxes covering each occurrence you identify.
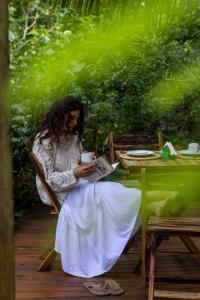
[10,1,200,213]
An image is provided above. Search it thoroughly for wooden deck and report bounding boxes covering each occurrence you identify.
[15,203,200,300]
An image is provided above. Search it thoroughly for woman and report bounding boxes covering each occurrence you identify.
[32,95,141,278]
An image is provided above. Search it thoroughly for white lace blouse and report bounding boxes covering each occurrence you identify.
[33,133,83,206]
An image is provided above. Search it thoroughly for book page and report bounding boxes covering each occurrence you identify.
[111,162,120,170]
[84,156,115,182]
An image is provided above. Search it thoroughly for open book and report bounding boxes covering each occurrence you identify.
[85,156,119,182]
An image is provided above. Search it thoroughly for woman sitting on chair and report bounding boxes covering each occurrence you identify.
[31,95,141,278]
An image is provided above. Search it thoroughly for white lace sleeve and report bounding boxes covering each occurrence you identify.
[37,139,77,192]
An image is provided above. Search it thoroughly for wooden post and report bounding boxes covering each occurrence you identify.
[0,1,15,299]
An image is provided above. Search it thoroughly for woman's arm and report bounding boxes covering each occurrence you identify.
[36,139,95,193]
[36,139,78,192]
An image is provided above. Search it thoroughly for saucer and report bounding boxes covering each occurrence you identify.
[127,150,154,157]
[179,150,200,156]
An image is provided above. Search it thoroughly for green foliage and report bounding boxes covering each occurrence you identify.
[11,103,38,210]
[10,1,200,213]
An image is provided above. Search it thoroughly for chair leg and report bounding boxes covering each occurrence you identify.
[179,236,199,253]
[148,234,156,300]
[39,239,55,260]
[134,234,165,274]
[37,249,57,271]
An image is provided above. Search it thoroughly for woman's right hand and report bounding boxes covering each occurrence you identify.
[73,164,96,179]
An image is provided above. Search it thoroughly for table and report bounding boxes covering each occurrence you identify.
[116,151,200,284]
[116,150,200,171]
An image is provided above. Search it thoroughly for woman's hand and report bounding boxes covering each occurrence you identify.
[73,164,96,179]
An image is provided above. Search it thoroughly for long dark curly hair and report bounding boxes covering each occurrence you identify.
[30,95,84,146]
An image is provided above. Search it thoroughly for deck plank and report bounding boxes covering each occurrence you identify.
[15,203,200,299]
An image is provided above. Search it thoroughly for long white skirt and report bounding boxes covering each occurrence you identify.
[55,179,141,278]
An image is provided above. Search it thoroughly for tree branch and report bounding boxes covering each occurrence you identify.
[21,4,37,40]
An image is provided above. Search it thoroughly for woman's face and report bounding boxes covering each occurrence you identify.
[64,109,80,132]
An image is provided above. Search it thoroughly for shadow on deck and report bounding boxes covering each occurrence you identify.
[15,203,200,300]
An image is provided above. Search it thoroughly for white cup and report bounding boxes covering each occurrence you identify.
[188,143,199,152]
[80,152,96,164]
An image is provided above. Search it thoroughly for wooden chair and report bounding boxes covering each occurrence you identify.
[140,167,200,299]
[29,153,61,271]
[108,131,163,164]
[147,217,200,300]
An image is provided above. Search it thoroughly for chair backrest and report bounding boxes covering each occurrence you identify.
[108,131,163,163]
[29,152,61,214]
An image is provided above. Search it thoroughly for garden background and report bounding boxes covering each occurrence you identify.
[10,0,200,216]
